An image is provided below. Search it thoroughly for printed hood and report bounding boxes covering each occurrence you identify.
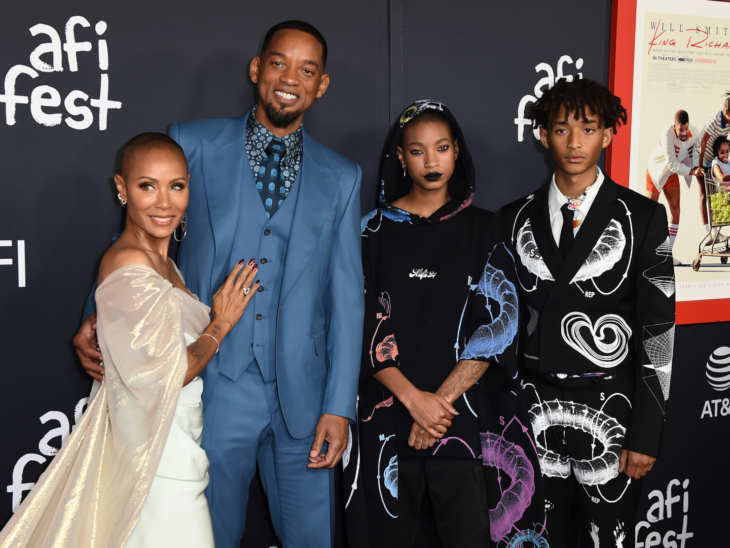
[378,99,475,222]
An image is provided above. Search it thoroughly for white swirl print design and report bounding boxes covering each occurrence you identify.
[561,312,633,368]
[571,219,626,283]
[516,219,554,282]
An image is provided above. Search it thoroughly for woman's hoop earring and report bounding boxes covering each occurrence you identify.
[117,193,127,207]
[174,213,187,242]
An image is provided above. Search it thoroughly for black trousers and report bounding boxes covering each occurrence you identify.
[522,372,645,548]
[378,457,490,548]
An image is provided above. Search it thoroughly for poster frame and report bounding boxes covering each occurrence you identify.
[608,0,730,325]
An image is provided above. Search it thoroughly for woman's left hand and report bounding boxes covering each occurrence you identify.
[408,421,436,450]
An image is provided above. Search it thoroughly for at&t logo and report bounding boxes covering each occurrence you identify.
[700,346,730,419]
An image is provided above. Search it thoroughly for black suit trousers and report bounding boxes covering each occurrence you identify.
[374,457,490,548]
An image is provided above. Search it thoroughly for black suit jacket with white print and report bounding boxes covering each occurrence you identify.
[500,176,675,458]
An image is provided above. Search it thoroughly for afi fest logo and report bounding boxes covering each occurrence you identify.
[514,55,584,142]
[635,478,693,548]
[0,16,121,130]
[0,240,25,287]
[700,346,730,419]
[6,398,88,512]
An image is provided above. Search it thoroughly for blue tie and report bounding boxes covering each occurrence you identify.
[256,137,288,219]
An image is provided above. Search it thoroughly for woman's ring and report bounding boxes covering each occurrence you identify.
[243,287,250,295]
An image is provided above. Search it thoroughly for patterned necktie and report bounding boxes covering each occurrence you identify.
[256,137,288,219]
[559,203,574,259]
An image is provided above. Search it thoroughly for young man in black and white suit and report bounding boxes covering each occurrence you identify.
[500,79,675,548]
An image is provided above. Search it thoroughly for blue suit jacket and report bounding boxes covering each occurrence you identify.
[168,111,364,439]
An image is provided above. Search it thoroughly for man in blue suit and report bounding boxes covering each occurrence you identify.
[74,20,364,548]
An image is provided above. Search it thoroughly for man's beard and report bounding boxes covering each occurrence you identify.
[263,98,302,129]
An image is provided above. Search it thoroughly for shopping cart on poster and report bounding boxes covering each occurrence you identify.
[692,167,730,271]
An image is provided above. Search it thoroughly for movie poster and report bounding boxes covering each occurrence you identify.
[629,0,730,304]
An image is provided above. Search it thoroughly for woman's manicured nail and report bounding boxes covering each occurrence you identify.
[237,259,244,266]
[253,266,258,272]
[248,258,255,266]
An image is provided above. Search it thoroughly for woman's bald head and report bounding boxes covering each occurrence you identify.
[120,133,188,177]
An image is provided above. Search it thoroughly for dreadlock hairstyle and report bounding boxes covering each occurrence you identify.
[527,78,628,133]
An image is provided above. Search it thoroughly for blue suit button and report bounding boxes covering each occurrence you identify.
[260,258,268,264]
[256,314,263,320]
[264,229,271,236]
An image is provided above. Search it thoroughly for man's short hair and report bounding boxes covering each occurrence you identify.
[260,21,328,71]
[527,78,627,132]
[120,133,188,176]
[675,110,689,126]
[713,135,729,158]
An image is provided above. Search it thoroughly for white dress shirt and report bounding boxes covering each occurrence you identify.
[548,167,605,246]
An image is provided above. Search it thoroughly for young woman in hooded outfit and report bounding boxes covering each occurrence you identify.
[343,101,547,548]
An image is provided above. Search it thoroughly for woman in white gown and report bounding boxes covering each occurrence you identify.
[0,133,258,547]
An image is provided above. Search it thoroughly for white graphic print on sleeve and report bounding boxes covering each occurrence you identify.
[561,312,633,368]
[642,237,675,298]
[642,322,675,411]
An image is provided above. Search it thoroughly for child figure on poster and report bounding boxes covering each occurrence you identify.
[695,93,730,250]
[500,79,675,548]
[645,110,702,265]
[711,135,730,185]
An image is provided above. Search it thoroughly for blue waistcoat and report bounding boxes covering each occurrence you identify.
[229,167,301,382]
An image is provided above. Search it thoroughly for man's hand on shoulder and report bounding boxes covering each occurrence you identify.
[73,313,104,381]
[619,449,656,480]
[307,413,349,469]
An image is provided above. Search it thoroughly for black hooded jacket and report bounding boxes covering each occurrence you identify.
[359,100,522,457]
[345,101,547,548]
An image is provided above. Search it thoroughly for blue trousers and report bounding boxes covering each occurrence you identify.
[202,363,335,548]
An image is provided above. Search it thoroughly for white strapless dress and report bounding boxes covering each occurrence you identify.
[125,333,214,547]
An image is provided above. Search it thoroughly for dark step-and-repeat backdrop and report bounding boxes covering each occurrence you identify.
[0,1,726,546]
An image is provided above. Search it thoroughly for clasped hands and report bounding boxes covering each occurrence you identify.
[401,390,458,451]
